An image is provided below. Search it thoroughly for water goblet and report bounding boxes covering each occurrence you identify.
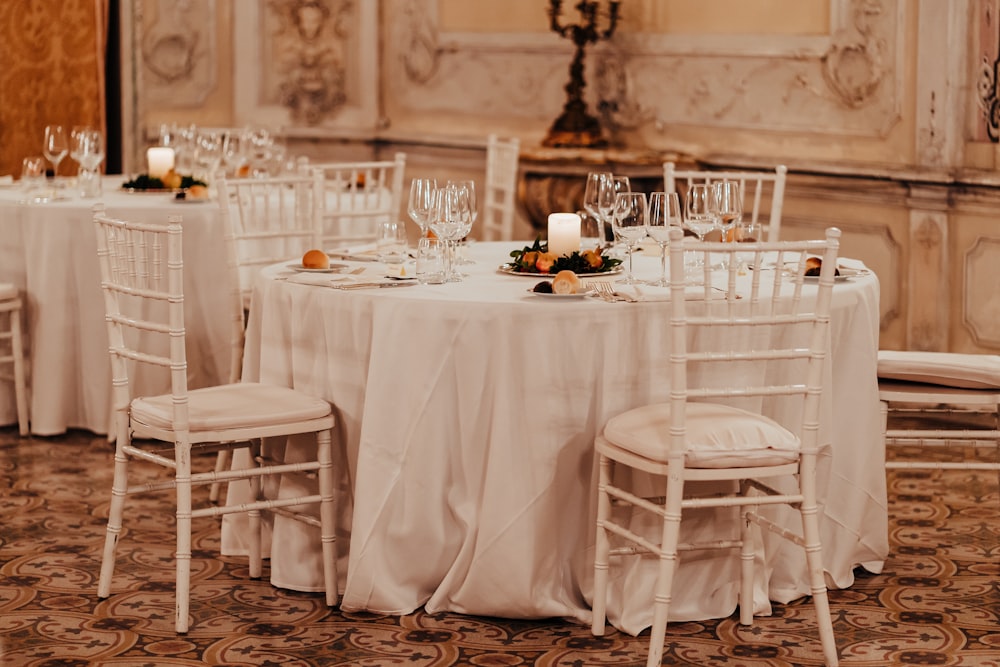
[597,175,630,253]
[713,180,742,242]
[407,178,438,237]
[646,191,682,287]
[612,191,648,285]
[582,171,612,247]
[43,125,68,179]
[430,184,473,282]
[683,183,719,279]
[447,179,477,265]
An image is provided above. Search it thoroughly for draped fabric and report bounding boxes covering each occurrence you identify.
[0,0,107,178]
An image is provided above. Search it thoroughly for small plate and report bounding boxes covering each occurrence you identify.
[499,264,622,278]
[525,288,593,299]
[289,262,350,273]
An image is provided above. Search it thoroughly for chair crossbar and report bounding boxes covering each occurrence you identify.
[746,511,807,548]
[688,384,808,400]
[886,429,1000,441]
[191,493,324,520]
[110,346,174,368]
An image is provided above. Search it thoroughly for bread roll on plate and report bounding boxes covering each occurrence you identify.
[551,269,582,295]
[302,249,330,270]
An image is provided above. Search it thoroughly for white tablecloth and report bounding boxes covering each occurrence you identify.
[0,177,234,435]
[223,241,888,634]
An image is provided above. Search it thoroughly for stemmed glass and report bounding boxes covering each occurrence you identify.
[597,175,630,252]
[612,191,648,285]
[447,179,477,265]
[583,171,612,247]
[430,183,473,282]
[713,180,742,243]
[407,178,438,237]
[72,128,105,198]
[683,183,719,278]
[646,191,682,286]
[194,129,223,182]
[43,125,68,179]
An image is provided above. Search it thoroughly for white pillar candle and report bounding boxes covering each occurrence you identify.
[146,147,175,179]
[547,212,581,257]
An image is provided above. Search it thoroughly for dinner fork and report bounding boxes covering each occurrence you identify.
[593,281,636,302]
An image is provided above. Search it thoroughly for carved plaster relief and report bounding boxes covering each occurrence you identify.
[265,0,350,125]
[384,0,904,139]
[141,0,216,107]
[964,237,1000,347]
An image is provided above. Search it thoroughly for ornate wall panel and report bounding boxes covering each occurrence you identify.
[232,0,378,133]
[140,0,217,107]
[963,237,1000,347]
[381,0,905,146]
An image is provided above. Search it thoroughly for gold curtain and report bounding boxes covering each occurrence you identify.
[0,0,107,178]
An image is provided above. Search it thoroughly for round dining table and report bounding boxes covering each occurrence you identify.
[0,176,233,435]
[222,240,888,635]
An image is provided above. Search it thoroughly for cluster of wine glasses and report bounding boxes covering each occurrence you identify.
[681,180,745,275]
[70,126,106,198]
[582,171,686,286]
[407,178,477,283]
[21,125,106,200]
[157,124,293,179]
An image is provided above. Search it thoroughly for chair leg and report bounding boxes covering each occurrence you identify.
[317,428,339,607]
[738,486,756,626]
[174,440,193,634]
[10,305,29,437]
[646,475,684,667]
[208,450,231,503]
[97,417,131,600]
[799,461,839,666]
[248,439,263,580]
[591,454,613,636]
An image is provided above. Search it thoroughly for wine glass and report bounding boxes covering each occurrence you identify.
[683,184,719,241]
[447,179,477,265]
[430,184,473,282]
[407,178,438,237]
[612,192,648,285]
[43,125,68,179]
[73,129,105,198]
[646,191,682,287]
[582,171,612,247]
[597,175,630,251]
[713,180,742,242]
[194,129,223,182]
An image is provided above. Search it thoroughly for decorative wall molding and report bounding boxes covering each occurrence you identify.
[821,0,887,109]
[141,0,217,107]
[964,237,1000,347]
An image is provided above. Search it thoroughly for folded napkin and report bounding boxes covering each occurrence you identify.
[608,285,733,302]
[286,272,361,287]
[327,244,379,261]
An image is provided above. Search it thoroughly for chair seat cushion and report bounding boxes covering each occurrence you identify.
[603,402,801,468]
[131,382,331,432]
[877,351,1000,389]
[0,283,17,300]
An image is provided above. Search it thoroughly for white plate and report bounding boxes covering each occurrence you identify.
[172,196,212,204]
[289,262,350,273]
[499,264,622,278]
[525,287,594,299]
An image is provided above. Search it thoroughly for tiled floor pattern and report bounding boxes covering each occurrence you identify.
[1,428,998,666]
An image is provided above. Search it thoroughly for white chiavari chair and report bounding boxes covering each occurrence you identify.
[481,134,521,241]
[664,161,788,241]
[879,351,1000,474]
[310,153,407,249]
[93,204,339,633]
[0,283,28,436]
[591,226,842,667]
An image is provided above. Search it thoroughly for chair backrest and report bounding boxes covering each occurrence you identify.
[216,171,324,306]
[666,226,841,455]
[310,152,407,249]
[664,162,788,241]
[92,205,191,433]
[481,134,521,241]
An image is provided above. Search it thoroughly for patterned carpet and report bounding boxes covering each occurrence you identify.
[1,427,998,666]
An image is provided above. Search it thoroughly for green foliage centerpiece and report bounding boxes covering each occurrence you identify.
[506,236,622,274]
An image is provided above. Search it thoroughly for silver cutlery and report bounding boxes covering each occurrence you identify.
[593,281,637,302]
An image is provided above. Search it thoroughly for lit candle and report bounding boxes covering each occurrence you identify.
[547,212,581,257]
[146,147,175,179]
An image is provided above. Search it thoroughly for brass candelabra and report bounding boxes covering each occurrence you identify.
[542,0,621,149]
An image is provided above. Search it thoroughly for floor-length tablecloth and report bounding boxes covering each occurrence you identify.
[0,178,234,435]
[223,241,888,634]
